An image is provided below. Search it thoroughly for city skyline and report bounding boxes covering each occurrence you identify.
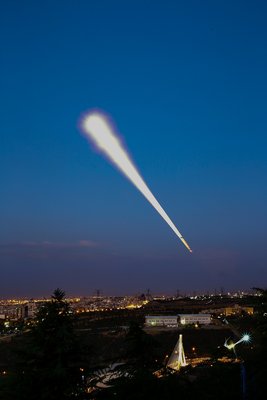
[1,0,267,297]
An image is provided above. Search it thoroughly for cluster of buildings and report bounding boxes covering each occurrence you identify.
[0,301,37,321]
[145,314,211,328]
[201,304,254,317]
[72,296,148,313]
[0,293,254,324]
[0,296,148,321]
[144,303,254,328]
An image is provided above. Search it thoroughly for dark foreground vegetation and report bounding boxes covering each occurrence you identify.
[0,288,267,399]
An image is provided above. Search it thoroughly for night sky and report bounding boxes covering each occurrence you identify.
[1,0,267,298]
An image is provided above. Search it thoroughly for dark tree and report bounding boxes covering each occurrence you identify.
[125,322,159,371]
[3,289,87,400]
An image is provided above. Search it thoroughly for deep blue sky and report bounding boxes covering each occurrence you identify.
[1,0,267,297]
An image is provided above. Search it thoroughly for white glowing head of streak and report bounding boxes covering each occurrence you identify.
[81,111,192,252]
[224,333,251,350]
[242,334,250,342]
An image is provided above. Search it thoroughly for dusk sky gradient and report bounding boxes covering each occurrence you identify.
[1,0,267,297]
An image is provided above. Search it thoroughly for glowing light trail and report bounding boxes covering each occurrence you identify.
[81,111,192,252]
[224,334,251,350]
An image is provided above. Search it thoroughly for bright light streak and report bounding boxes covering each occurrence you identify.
[224,333,251,350]
[81,111,192,252]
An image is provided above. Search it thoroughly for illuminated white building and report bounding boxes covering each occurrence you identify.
[145,315,178,327]
[178,314,211,325]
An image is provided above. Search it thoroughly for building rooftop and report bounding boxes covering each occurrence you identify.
[145,315,178,319]
[178,313,211,317]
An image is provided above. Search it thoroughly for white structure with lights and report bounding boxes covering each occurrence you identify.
[167,334,187,371]
[145,315,178,327]
[178,314,211,325]
[145,314,211,327]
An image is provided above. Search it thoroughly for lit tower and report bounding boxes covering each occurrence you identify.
[167,334,187,371]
